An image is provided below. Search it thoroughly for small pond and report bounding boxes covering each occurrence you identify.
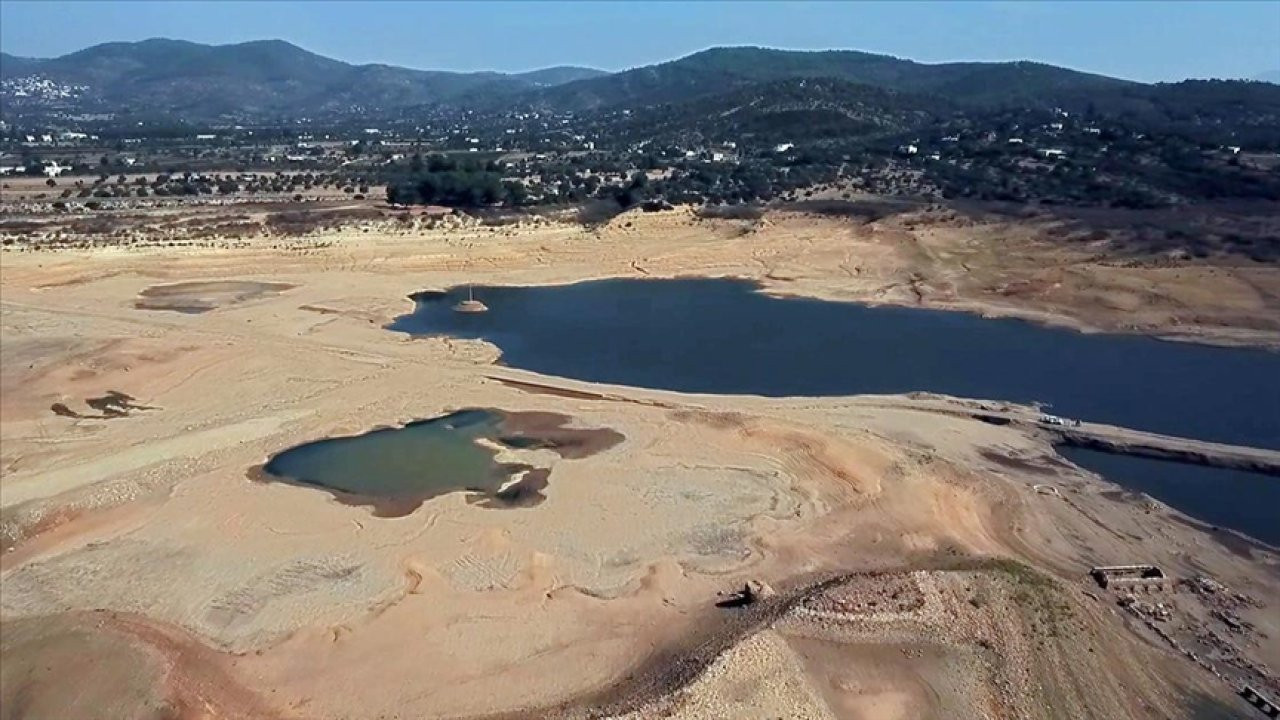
[260,409,622,516]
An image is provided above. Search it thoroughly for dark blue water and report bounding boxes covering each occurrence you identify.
[390,278,1280,450]
[1059,447,1280,546]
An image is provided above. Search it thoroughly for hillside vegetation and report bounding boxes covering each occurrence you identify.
[4,41,1278,220]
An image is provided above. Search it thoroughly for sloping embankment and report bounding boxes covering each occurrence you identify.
[1048,426,1280,477]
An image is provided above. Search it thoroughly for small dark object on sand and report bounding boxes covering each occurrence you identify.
[716,579,776,608]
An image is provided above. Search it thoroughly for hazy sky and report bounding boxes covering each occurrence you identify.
[2,1,1277,82]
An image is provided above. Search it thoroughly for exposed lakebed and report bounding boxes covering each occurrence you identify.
[136,280,295,314]
[260,409,622,516]
[390,278,1280,450]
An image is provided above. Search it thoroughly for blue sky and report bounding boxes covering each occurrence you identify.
[2,1,1277,82]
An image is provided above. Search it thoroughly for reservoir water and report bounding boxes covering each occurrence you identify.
[1059,447,1280,547]
[390,278,1280,450]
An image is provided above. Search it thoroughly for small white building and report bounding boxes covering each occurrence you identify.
[773,142,794,153]
[1039,148,1067,159]
[43,161,68,177]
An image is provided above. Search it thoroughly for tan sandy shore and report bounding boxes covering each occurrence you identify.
[1,207,1277,719]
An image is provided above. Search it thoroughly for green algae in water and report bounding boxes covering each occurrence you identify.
[263,410,516,516]
[261,409,624,516]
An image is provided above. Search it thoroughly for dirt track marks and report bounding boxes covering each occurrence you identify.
[204,557,364,632]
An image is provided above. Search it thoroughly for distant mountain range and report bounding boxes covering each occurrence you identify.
[1,38,1277,131]
[0,39,605,121]
[495,46,1140,113]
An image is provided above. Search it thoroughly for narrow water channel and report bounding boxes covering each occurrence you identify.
[390,278,1280,450]
[385,278,1280,542]
[1058,447,1280,547]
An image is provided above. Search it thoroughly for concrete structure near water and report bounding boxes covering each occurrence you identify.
[1241,686,1280,718]
[1090,564,1169,592]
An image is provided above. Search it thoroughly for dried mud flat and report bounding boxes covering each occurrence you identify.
[1,206,1278,719]
[134,280,296,313]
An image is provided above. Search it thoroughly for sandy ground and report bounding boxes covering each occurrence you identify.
[1,206,1277,719]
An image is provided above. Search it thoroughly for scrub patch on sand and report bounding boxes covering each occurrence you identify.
[51,390,158,419]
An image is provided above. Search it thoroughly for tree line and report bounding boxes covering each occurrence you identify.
[384,154,526,207]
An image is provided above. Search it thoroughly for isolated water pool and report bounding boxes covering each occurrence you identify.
[262,409,513,516]
[261,408,623,515]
